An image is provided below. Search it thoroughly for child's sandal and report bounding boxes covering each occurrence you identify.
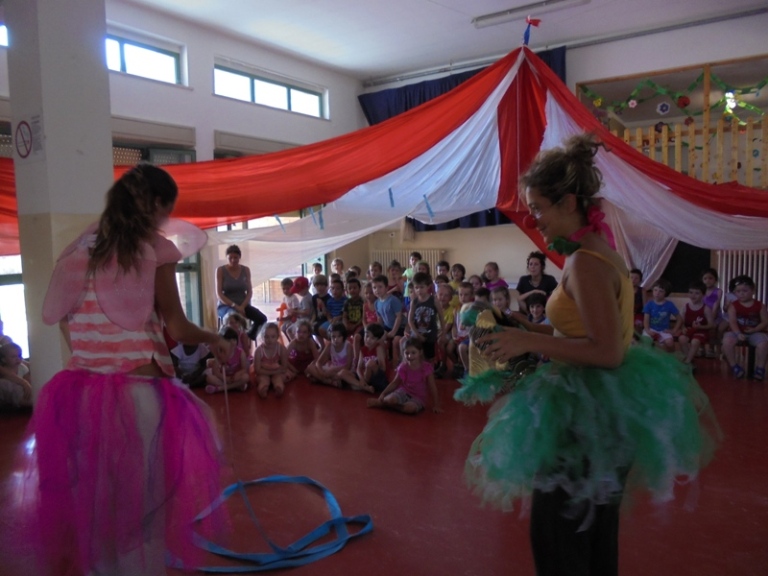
[731,364,746,379]
[754,367,765,382]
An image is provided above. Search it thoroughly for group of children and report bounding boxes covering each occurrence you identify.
[174,251,768,415]
[193,254,541,414]
[634,267,768,380]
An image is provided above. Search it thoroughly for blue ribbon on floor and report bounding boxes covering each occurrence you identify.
[169,474,373,573]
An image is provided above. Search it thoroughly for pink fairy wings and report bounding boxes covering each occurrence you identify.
[42,219,207,331]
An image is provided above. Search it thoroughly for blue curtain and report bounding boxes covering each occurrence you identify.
[358,47,566,231]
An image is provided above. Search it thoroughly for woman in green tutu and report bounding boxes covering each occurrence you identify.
[455,134,719,576]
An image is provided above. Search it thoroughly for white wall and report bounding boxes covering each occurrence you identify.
[105,1,367,159]
[366,225,562,286]
[0,1,367,158]
[566,13,768,89]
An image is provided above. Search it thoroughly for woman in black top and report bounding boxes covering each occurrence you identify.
[516,251,559,313]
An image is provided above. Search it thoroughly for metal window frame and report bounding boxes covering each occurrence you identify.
[106,34,181,85]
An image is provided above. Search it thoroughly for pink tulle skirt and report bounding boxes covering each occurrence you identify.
[18,369,227,575]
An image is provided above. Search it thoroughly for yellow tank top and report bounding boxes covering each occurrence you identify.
[545,249,634,348]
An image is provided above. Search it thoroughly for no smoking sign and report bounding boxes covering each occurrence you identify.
[14,113,45,162]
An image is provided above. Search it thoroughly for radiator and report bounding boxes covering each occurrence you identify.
[716,249,768,304]
[369,248,447,272]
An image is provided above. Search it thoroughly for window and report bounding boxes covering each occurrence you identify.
[0,25,8,47]
[105,35,181,84]
[214,65,324,118]
[0,256,28,358]
[176,255,203,326]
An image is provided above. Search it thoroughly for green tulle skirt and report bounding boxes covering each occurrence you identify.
[454,340,720,511]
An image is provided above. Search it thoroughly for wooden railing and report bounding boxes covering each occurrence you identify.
[611,118,767,189]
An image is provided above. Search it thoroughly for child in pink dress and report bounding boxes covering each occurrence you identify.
[19,165,227,575]
[285,319,319,382]
[205,326,249,393]
[252,322,289,397]
[367,337,442,414]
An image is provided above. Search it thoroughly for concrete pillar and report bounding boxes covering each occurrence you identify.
[5,0,113,390]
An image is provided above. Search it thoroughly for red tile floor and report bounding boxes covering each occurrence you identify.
[1,357,766,575]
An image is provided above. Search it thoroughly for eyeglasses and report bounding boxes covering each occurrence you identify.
[527,198,562,220]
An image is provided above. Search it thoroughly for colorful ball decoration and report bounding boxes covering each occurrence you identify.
[628,99,638,108]
[654,121,666,133]
[656,102,671,115]
[593,98,603,107]
[684,116,695,126]
[676,95,691,108]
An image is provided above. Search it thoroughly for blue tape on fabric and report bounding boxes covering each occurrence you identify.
[318,209,325,230]
[274,215,286,233]
[168,475,373,573]
[309,207,318,226]
[423,194,435,219]
[388,187,395,207]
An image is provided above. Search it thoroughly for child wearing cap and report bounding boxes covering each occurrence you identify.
[284,276,313,342]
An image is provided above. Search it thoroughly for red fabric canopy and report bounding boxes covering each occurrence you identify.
[0,47,765,258]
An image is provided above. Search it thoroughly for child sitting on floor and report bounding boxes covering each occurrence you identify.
[448,282,475,379]
[435,283,456,378]
[285,276,313,342]
[722,275,768,380]
[171,341,211,388]
[307,322,353,388]
[285,319,319,382]
[643,278,682,352]
[483,261,508,292]
[339,323,388,394]
[468,274,483,293]
[224,311,252,358]
[491,286,514,321]
[343,277,365,359]
[372,274,405,360]
[362,281,378,328]
[367,337,441,414]
[474,286,490,304]
[205,327,249,394]
[678,280,715,365]
[701,268,723,358]
[311,274,330,349]
[408,272,444,367]
[252,322,289,397]
[318,279,347,344]
[0,342,32,409]
[526,292,548,325]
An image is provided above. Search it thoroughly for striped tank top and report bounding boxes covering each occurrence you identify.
[66,277,174,376]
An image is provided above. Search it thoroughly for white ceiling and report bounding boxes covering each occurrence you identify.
[123,0,767,81]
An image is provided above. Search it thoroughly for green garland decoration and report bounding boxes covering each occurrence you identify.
[581,72,767,124]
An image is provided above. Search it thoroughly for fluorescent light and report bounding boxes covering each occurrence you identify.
[472,0,591,29]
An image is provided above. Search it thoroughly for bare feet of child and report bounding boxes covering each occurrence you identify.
[258,386,268,399]
[367,398,383,408]
[205,384,220,394]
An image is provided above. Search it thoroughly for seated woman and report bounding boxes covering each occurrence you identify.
[216,244,267,340]
[516,251,559,313]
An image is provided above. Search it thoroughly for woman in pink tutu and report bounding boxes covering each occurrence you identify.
[22,164,228,575]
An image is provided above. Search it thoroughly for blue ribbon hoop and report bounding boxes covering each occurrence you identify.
[169,474,373,573]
